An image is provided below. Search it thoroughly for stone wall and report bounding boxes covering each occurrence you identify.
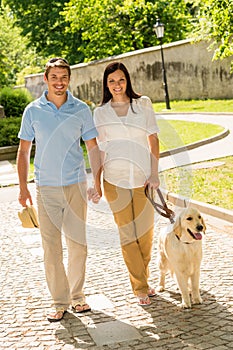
[0,145,35,161]
[25,39,233,103]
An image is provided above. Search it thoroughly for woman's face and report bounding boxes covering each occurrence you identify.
[107,69,127,99]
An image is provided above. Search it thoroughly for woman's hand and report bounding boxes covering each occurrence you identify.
[144,174,160,190]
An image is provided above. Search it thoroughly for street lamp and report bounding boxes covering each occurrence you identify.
[154,18,171,109]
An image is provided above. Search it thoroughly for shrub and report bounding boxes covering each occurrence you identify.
[0,87,33,118]
[0,117,21,146]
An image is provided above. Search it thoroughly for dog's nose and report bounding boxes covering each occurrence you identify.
[196,224,203,231]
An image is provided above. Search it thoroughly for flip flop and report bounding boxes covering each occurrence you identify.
[72,303,91,313]
[137,295,151,306]
[47,308,67,322]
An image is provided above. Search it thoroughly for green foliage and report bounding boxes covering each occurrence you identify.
[16,66,43,86]
[3,0,232,81]
[0,87,33,118]
[62,0,193,61]
[0,117,21,146]
[3,0,84,65]
[2,0,195,65]
[192,0,233,70]
[0,5,25,86]
[0,4,45,87]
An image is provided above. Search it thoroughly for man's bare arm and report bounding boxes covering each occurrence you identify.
[17,139,33,206]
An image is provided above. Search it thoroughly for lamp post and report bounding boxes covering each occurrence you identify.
[154,18,171,109]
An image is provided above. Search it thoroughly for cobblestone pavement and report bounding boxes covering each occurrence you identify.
[1,184,233,350]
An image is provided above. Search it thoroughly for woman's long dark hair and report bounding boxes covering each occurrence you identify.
[101,62,141,105]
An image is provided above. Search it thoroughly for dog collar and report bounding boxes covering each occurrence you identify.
[175,235,195,244]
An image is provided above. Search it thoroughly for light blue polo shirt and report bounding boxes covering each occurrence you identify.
[18,90,98,186]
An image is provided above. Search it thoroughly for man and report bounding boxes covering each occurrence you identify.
[17,57,101,322]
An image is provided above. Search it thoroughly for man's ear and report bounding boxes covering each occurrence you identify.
[43,73,47,82]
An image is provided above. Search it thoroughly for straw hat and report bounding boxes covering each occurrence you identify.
[18,205,39,228]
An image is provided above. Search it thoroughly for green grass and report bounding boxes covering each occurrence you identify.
[157,120,223,152]
[152,99,233,210]
[161,156,233,210]
[153,99,233,113]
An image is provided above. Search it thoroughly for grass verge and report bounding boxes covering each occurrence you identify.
[161,156,233,211]
[157,120,223,152]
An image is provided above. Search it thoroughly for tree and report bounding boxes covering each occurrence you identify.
[0,5,44,87]
[3,0,194,64]
[62,0,193,61]
[192,0,233,69]
[3,0,83,65]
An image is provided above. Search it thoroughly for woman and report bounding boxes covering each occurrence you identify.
[93,62,160,306]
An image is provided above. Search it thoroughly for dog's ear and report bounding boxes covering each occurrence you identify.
[173,216,182,238]
[201,216,207,233]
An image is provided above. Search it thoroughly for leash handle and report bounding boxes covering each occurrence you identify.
[144,185,175,224]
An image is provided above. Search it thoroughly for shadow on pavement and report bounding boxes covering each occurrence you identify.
[54,290,233,349]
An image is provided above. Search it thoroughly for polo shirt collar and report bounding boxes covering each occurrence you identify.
[40,90,75,106]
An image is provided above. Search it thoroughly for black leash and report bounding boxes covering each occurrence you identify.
[144,185,175,224]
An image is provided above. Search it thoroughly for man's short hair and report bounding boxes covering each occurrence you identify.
[45,57,71,78]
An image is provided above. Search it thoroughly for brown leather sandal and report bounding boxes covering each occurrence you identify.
[72,302,91,313]
[47,308,67,322]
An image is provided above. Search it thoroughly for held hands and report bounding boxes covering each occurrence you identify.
[87,186,101,204]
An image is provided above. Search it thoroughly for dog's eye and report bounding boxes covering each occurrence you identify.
[198,215,201,219]
[186,217,192,221]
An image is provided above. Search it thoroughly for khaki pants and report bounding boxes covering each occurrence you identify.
[104,180,154,296]
[36,183,87,309]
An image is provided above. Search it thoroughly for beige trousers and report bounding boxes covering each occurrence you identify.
[36,182,87,309]
[104,180,154,296]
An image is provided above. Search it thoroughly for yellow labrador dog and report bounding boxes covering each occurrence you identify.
[157,207,206,308]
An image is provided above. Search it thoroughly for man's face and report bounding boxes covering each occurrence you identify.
[44,67,70,96]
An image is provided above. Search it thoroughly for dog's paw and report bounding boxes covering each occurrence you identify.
[181,300,192,309]
[156,285,165,292]
[192,297,203,305]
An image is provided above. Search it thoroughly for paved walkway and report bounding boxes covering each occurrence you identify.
[0,113,233,349]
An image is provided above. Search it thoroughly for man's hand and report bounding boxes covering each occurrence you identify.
[87,187,101,204]
[18,188,33,207]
